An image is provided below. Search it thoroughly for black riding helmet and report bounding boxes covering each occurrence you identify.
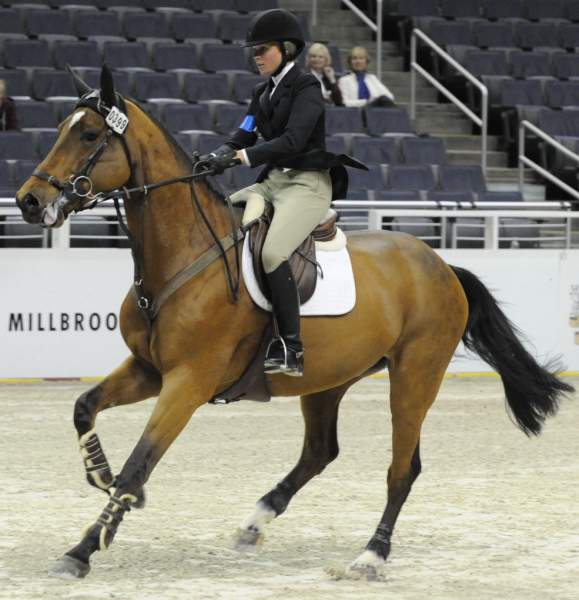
[244,9,306,55]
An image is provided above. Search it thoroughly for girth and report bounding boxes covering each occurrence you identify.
[248,206,338,304]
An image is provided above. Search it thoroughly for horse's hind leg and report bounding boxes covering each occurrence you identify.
[234,382,350,549]
[349,338,456,579]
[74,356,161,497]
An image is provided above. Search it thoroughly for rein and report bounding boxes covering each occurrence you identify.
[34,91,244,324]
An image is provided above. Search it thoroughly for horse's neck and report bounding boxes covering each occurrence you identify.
[124,121,232,293]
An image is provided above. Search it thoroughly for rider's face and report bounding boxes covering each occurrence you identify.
[253,43,283,78]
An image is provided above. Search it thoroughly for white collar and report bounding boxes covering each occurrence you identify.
[271,61,295,88]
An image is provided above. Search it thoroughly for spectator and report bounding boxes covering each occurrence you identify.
[338,46,395,107]
[0,79,19,131]
[305,42,343,106]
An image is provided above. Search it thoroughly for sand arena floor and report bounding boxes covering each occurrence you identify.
[0,376,578,600]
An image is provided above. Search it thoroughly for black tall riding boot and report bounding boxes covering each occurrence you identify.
[264,261,304,377]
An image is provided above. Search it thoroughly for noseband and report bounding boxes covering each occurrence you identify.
[32,91,133,217]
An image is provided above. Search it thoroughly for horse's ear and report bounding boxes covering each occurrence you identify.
[100,63,116,108]
[66,64,91,98]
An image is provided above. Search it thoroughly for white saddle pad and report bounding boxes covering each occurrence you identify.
[242,229,356,317]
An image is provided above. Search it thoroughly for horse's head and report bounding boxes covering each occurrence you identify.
[16,64,133,227]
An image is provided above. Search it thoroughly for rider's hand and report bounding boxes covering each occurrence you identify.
[197,146,240,175]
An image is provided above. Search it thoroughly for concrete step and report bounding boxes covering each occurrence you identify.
[400,101,465,116]
[392,86,439,103]
[380,71,430,88]
[413,114,472,134]
[486,167,539,184]
[447,150,508,168]
[311,24,373,41]
[281,0,339,9]
[311,9,365,27]
[441,134,501,152]
[486,181,546,201]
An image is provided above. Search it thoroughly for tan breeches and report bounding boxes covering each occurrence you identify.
[230,168,332,273]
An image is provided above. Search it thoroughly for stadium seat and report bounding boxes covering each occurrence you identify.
[515,22,560,49]
[325,107,364,135]
[31,70,77,101]
[15,101,57,130]
[0,70,30,99]
[440,0,481,19]
[545,80,579,108]
[464,50,509,77]
[559,23,579,49]
[552,53,579,79]
[429,21,474,48]
[142,0,190,9]
[231,73,262,103]
[388,165,436,191]
[396,0,440,17]
[162,103,213,133]
[510,51,552,79]
[191,0,236,9]
[123,12,172,41]
[346,165,385,190]
[567,0,579,22]
[82,70,131,96]
[439,165,487,192]
[183,72,231,103]
[374,190,422,201]
[173,132,195,155]
[235,0,279,10]
[482,0,525,20]
[473,22,517,48]
[218,13,252,42]
[325,135,348,154]
[0,9,26,35]
[36,130,58,157]
[194,132,228,155]
[11,159,38,188]
[133,72,182,102]
[427,190,475,202]
[24,9,75,38]
[366,108,414,136]
[351,137,400,164]
[152,43,199,72]
[102,42,151,71]
[48,0,98,7]
[539,108,579,136]
[500,78,545,107]
[401,137,447,164]
[214,104,247,135]
[201,44,251,73]
[53,41,101,70]
[0,160,14,191]
[74,11,122,39]
[478,191,523,202]
[0,132,37,160]
[171,13,217,41]
[525,0,566,20]
[2,39,52,69]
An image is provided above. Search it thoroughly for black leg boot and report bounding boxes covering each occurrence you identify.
[264,261,304,377]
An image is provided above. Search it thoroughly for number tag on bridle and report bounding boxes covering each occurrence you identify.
[106,106,129,135]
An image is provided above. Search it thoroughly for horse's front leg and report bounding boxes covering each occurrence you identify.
[51,362,217,579]
[74,356,161,499]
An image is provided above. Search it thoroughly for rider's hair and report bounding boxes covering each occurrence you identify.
[283,41,298,61]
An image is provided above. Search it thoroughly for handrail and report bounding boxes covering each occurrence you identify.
[410,28,488,174]
[312,0,383,79]
[518,120,579,202]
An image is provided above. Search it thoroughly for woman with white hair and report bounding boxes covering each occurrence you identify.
[305,42,343,106]
[338,46,395,107]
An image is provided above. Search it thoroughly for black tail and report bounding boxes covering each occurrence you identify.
[451,265,574,436]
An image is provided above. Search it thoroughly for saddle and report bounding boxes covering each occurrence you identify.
[248,204,338,304]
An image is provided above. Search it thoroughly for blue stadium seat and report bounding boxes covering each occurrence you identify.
[231,73,263,103]
[351,137,400,164]
[374,190,422,201]
[36,130,58,157]
[191,0,236,9]
[366,108,414,136]
[429,21,474,48]
[567,0,579,22]
[553,53,579,78]
[427,190,475,203]
[0,9,26,35]
[388,165,436,191]
[396,0,439,17]
[439,165,487,192]
[539,107,579,136]
[235,0,278,10]
[325,135,348,154]
[515,22,560,49]
[171,13,217,41]
[173,132,195,155]
[31,70,78,100]
[163,104,213,133]
[559,23,579,49]
[510,51,552,79]
[133,72,182,102]
[401,137,447,164]
[201,43,251,73]
[183,72,231,103]
[15,101,57,130]
[74,11,122,39]
[82,70,131,96]
[482,0,525,19]
[478,191,523,202]
[345,165,385,190]
[24,9,75,38]
[525,0,566,20]
[546,80,579,107]
[473,22,517,48]
[123,12,172,40]
[214,104,247,135]
[102,42,151,71]
[0,132,37,160]
[326,107,364,135]
[218,13,252,42]
[12,159,39,187]
[53,41,101,70]
[0,69,30,99]
[2,39,53,69]
[464,50,509,77]
[194,132,228,155]
[152,43,199,72]
[142,0,190,9]
[0,160,14,194]
[500,79,545,107]
[440,0,481,18]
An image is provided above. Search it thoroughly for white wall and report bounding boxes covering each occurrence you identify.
[1,248,578,378]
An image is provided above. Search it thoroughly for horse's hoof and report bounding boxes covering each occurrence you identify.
[347,550,386,581]
[232,527,264,551]
[49,555,90,579]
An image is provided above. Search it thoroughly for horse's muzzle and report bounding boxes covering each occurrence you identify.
[18,192,45,225]
[18,192,67,227]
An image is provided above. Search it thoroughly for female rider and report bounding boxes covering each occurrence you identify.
[200,9,365,377]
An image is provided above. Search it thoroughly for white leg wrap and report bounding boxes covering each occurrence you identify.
[239,501,276,533]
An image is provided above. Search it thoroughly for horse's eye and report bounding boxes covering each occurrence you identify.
[82,131,99,142]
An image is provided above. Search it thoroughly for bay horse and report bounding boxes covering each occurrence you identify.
[16,66,573,580]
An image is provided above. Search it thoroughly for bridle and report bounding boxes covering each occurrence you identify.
[31,90,243,323]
